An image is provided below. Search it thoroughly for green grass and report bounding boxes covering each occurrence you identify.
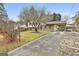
[0,30,49,53]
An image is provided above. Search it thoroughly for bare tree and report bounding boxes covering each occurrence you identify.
[19,6,46,32]
[29,6,46,32]
[0,4,18,42]
[19,7,30,30]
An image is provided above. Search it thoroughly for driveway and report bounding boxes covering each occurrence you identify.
[8,32,64,56]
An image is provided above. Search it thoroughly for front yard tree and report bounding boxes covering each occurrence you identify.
[6,20,17,42]
[19,7,30,30]
[0,4,18,43]
[29,6,46,32]
[38,8,46,30]
[19,6,46,32]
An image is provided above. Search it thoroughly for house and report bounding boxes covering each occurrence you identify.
[46,21,66,31]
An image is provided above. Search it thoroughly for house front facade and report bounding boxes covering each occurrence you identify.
[46,21,66,31]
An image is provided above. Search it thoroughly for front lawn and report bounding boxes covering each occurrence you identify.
[0,30,49,53]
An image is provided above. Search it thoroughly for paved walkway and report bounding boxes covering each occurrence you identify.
[8,32,64,56]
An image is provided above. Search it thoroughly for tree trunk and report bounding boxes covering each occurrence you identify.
[35,27,38,32]
[26,22,29,31]
[40,25,42,30]
[18,32,20,42]
[18,26,20,42]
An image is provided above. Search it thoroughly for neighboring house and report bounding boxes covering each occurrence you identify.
[15,24,34,31]
[15,21,46,31]
[15,25,26,31]
[66,24,75,31]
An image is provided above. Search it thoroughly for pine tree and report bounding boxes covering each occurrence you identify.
[0,3,8,32]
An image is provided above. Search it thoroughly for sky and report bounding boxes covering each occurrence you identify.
[4,3,79,22]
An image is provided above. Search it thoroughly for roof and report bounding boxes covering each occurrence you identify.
[46,21,66,25]
[66,24,74,28]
